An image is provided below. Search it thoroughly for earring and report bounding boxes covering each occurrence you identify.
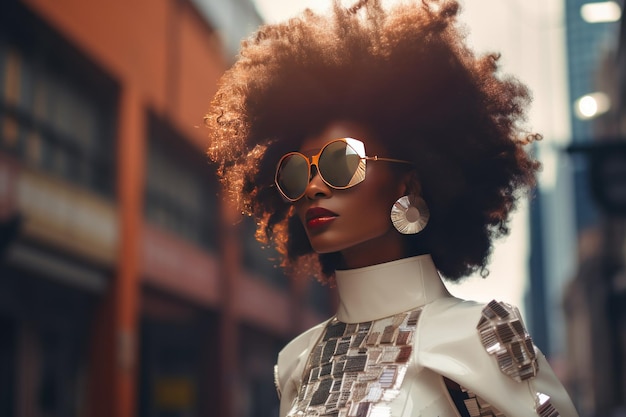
[391,195,430,234]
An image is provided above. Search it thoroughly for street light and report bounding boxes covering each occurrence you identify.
[574,92,611,120]
[581,1,622,23]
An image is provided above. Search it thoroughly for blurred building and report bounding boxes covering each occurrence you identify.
[542,0,626,416]
[526,0,613,374]
[0,1,332,417]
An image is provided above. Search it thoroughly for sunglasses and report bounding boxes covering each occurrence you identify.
[274,137,412,202]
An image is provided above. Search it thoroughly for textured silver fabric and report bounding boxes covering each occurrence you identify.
[462,387,506,417]
[477,300,538,382]
[536,393,560,417]
[286,308,423,417]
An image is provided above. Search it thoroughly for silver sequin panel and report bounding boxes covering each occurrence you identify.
[476,301,561,417]
[477,300,538,382]
[287,308,423,417]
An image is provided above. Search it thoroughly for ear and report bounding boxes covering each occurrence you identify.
[398,169,421,197]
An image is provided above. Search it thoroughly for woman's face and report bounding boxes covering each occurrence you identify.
[292,121,409,269]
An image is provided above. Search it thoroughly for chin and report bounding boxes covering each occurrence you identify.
[307,234,350,254]
[306,233,376,255]
[310,242,347,255]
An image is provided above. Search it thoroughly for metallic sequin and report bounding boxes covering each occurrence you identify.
[380,326,396,344]
[536,393,560,417]
[378,368,396,388]
[286,308,423,417]
[352,333,367,348]
[336,339,351,356]
[477,300,538,382]
[461,387,505,417]
[325,322,348,340]
[274,365,282,399]
[407,309,421,326]
[396,330,412,346]
[346,323,358,334]
[379,347,401,363]
[396,346,412,363]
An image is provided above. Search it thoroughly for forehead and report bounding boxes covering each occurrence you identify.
[298,120,386,154]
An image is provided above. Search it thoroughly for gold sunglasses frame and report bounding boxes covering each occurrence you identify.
[274,137,412,202]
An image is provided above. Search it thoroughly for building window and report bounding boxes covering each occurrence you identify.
[0,31,117,197]
[145,113,218,249]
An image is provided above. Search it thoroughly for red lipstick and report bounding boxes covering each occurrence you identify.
[305,207,338,230]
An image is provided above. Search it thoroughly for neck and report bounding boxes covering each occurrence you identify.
[334,254,450,323]
[337,231,431,270]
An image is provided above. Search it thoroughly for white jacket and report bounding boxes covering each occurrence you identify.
[275,255,579,417]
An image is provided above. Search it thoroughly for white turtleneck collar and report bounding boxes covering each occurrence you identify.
[334,254,451,323]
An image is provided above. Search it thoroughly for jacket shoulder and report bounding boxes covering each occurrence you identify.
[417,298,579,417]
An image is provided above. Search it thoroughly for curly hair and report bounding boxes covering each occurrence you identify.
[205,0,540,283]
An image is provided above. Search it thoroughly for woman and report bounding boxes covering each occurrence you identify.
[205,1,578,416]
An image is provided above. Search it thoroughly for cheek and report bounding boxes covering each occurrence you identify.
[361,177,401,214]
[343,187,397,232]
[362,196,395,227]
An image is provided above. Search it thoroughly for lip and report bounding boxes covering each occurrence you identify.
[305,207,338,230]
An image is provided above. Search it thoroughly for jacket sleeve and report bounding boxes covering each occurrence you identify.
[417,298,579,417]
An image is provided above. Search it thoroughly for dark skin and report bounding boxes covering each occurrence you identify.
[292,120,422,270]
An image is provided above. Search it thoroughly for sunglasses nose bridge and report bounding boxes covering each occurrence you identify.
[309,153,320,168]
[302,152,336,200]
[307,153,321,181]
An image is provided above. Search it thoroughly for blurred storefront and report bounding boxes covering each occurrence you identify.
[0,1,333,417]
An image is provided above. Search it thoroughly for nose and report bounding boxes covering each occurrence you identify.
[303,166,332,200]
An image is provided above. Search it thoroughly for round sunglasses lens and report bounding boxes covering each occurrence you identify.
[277,154,309,199]
[318,141,363,187]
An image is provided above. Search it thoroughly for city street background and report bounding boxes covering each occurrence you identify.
[0,0,624,416]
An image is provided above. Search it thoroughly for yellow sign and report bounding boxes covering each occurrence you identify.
[154,377,195,410]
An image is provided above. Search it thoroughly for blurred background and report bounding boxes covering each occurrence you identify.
[0,0,624,416]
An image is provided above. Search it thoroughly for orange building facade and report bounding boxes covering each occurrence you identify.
[0,1,331,417]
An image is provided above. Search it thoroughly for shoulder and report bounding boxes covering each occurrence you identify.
[417,296,487,353]
[419,297,526,356]
[419,298,535,380]
[417,298,579,417]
